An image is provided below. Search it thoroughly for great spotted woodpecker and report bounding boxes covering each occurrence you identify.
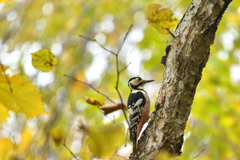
[127,77,154,153]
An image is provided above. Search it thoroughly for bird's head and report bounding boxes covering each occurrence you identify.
[128,77,154,91]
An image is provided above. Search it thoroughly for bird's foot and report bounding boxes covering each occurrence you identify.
[151,110,161,119]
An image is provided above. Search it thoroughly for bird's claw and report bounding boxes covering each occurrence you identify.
[152,110,161,119]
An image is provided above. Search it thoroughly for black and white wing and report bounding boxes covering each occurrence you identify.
[127,91,146,143]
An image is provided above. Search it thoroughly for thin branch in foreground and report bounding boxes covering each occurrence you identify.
[119,62,131,73]
[64,74,116,104]
[78,24,134,126]
[192,148,205,159]
[79,35,116,56]
[166,28,176,39]
[115,24,134,125]
[116,24,133,55]
[115,84,128,125]
[62,139,79,160]
[0,61,13,93]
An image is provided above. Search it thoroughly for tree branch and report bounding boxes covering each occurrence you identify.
[119,62,131,73]
[130,0,233,159]
[116,24,133,55]
[192,148,205,159]
[64,74,116,104]
[79,34,116,56]
[78,25,134,125]
[62,139,79,160]
[115,24,133,125]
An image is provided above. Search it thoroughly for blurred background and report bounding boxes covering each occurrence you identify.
[0,0,240,159]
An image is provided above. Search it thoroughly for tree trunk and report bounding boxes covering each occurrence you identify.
[130,0,233,159]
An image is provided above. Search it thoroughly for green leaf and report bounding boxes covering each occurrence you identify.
[31,49,58,72]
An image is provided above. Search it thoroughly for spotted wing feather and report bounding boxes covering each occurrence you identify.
[127,91,146,143]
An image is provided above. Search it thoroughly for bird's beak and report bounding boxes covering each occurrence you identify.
[142,79,154,84]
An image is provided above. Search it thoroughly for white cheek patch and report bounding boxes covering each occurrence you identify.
[131,79,138,86]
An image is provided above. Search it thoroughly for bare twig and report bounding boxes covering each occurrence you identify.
[192,148,205,159]
[166,28,176,39]
[64,74,116,104]
[115,77,128,124]
[117,24,133,55]
[78,24,134,126]
[62,139,79,160]
[115,24,133,125]
[79,35,116,55]
[119,62,131,73]
[0,61,13,93]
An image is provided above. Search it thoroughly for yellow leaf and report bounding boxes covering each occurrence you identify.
[0,138,13,159]
[85,96,105,106]
[0,102,10,121]
[0,0,12,3]
[50,125,65,148]
[79,144,92,160]
[145,4,178,35]
[0,64,46,121]
[31,49,58,72]
[220,116,236,127]
[84,123,125,159]
[18,130,32,153]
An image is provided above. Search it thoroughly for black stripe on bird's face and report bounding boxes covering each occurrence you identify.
[128,77,154,90]
[130,83,138,90]
[128,77,142,90]
[128,77,141,86]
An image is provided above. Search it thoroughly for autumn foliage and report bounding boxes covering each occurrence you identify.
[0,65,46,121]
[0,0,240,159]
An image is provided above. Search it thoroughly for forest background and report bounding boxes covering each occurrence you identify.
[0,0,240,159]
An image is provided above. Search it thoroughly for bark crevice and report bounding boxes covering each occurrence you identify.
[130,0,233,159]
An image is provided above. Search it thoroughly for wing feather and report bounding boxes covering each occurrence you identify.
[127,91,146,143]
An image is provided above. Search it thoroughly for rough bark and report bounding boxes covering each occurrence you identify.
[130,0,233,159]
